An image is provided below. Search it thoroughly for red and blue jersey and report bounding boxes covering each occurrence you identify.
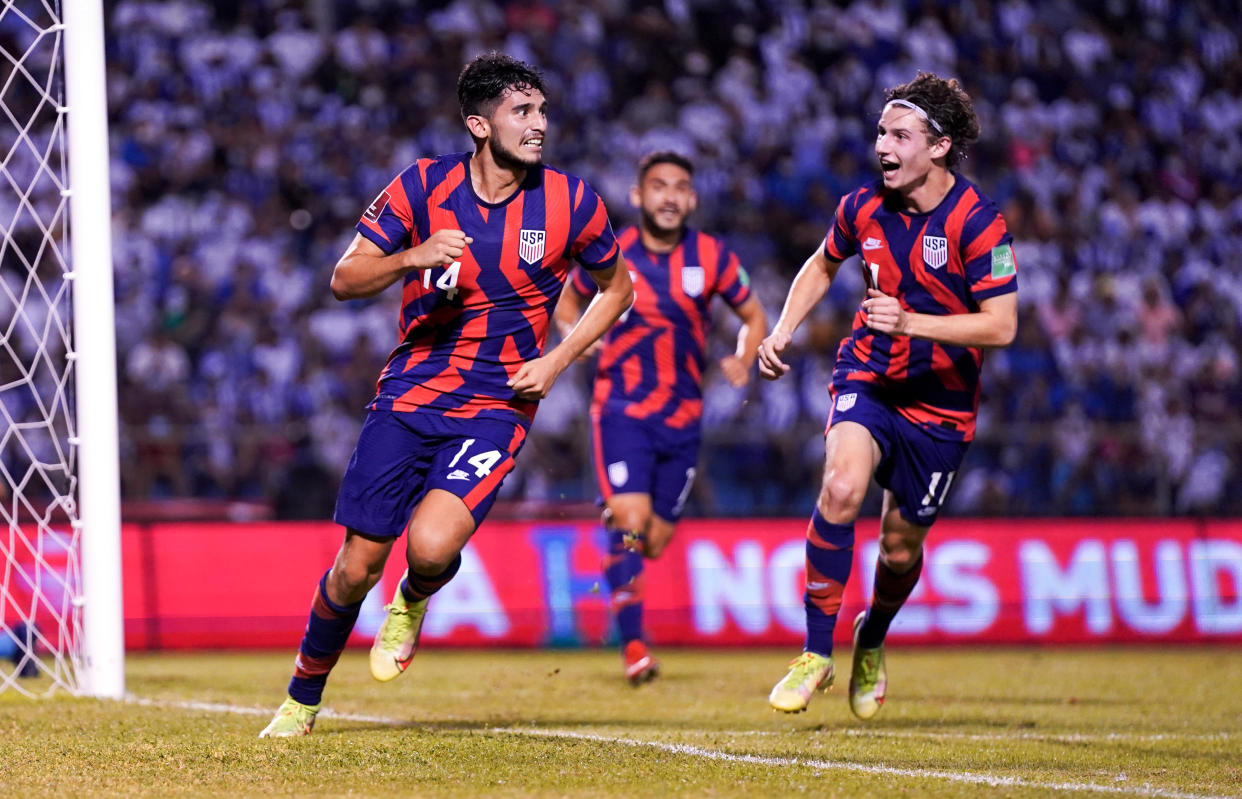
[823,174,1018,441]
[571,225,752,430]
[356,152,619,430]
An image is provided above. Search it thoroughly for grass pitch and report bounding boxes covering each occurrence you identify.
[1,647,1239,798]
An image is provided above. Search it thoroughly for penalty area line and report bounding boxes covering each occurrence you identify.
[124,697,1235,799]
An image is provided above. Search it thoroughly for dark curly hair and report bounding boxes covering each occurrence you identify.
[457,52,546,120]
[885,72,980,168]
[637,150,694,181]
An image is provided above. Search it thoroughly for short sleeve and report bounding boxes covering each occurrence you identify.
[822,194,857,262]
[961,206,1018,302]
[355,167,421,254]
[569,184,620,270]
[714,247,752,308]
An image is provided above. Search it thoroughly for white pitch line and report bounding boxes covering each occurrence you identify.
[124,697,1237,799]
[839,728,1239,745]
[696,729,1238,744]
[494,727,1237,799]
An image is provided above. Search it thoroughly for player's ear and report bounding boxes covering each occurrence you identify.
[687,188,698,215]
[629,184,641,209]
[465,114,490,141]
[930,136,952,160]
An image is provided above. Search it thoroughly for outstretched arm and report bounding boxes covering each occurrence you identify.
[508,257,634,400]
[757,249,842,380]
[719,295,767,388]
[862,289,1017,348]
[330,231,473,300]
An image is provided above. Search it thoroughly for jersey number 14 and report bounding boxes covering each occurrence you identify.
[422,261,461,299]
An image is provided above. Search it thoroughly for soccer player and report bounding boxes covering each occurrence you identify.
[758,73,1017,717]
[555,151,766,684]
[260,53,633,737]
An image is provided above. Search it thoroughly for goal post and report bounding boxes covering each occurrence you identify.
[0,0,123,698]
[64,0,123,699]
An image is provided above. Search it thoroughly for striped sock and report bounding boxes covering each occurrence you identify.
[803,508,854,657]
[857,552,923,649]
[400,554,463,604]
[602,526,645,644]
[288,570,362,706]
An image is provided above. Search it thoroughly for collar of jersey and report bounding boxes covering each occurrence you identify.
[461,152,539,210]
[880,171,964,218]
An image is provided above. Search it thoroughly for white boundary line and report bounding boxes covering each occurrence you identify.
[713,728,1238,745]
[125,697,1237,799]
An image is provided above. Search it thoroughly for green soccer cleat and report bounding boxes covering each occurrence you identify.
[370,584,429,682]
[849,611,887,720]
[768,651,834,713]
[259,697,320,738]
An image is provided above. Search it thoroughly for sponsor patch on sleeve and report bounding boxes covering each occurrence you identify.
[737,265,750,288]
[363,189,390,223]
[990,243,1016,279]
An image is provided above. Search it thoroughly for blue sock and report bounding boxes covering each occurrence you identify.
[400,553,462,603]
[803,508,854,657]
[602,526,645,644]
[288,570,362,706]
[858,552,923,648]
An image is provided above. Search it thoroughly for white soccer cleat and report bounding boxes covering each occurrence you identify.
[370,585,429,682]
[768,651,834,713]
[849,611,887,720]
[259,697,320,738]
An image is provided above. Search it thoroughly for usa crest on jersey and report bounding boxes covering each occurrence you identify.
[923,235,948,269]
[681,265,705,297]
[607,460,629,488]
[519,229,546,264]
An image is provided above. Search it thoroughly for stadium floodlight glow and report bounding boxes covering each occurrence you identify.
[0,0,124,699]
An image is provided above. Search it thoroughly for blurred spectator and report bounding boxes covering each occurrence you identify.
[61,0,1241,517]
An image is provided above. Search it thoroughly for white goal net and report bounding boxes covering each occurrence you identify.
[1,0,122,698]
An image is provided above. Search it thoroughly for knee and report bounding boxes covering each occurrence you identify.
[643,536,668,559]
[879,541,922,574]
[608,508,651,540]
[817,473,865,523]
[405,536,458,575]
[329,557,383,597]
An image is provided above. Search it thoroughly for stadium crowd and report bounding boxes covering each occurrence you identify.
[67,0,1242,516]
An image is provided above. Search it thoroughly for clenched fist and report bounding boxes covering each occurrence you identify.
[411,229,473,269]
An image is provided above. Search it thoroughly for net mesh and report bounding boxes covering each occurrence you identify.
[0,0,84,696]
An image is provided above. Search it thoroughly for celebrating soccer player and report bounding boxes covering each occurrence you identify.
[260,53,633,737]
[555,152,766,684]
[758,73,1018,718]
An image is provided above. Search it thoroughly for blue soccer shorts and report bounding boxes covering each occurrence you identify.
[590,413,699,523]
[334,410,522,537]
[825,379,970,527]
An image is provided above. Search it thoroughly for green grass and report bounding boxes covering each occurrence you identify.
[2,647,1240,798]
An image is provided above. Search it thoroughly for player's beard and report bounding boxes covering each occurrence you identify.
[640,207,686,238]
[489,135,542,171]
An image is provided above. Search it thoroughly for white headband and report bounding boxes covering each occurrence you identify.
[884,99,944,135]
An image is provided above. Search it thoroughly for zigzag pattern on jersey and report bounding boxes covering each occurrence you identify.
[824,176,1017,442]
[575,225,750,430]
[356,153,617,426]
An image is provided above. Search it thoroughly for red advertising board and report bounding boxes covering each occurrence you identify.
[110,517,1242,650]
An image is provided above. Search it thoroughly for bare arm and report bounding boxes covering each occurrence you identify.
[330,230,473,300]
[552,279,585,341]
[757,248,842,380]
[719,295,767,388]
[508,257,635,399]
[862,289,1017,348]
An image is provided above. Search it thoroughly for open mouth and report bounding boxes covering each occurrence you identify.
[880,159,899,173]
[522,136,544,149]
